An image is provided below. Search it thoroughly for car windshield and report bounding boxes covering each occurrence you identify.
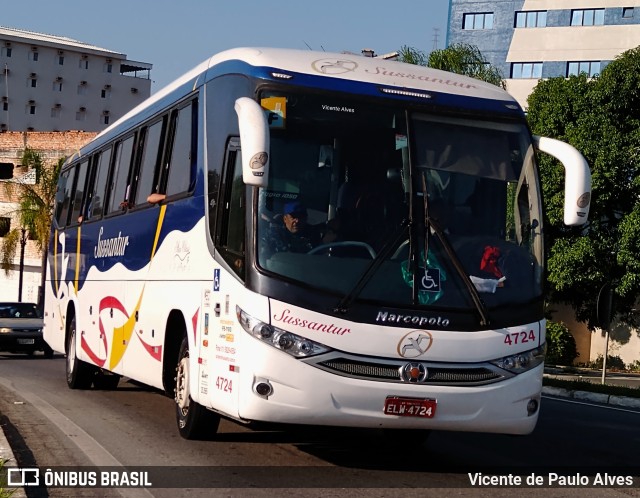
[255,91,543,313]
[0,303,40,318]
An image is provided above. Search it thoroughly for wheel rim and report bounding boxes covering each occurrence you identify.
[175,355,190,412]
[67,329,76,374]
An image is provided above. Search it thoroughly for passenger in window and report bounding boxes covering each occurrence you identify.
[261,201,323,258]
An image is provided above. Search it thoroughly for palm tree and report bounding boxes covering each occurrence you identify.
[398,43,505,89]
[1,148,64,303]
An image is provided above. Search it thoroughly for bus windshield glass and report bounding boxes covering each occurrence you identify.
[256,91,543,312]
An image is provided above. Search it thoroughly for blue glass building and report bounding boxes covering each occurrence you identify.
[447,1,640,108]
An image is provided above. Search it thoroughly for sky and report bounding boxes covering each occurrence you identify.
[1,0,450,94]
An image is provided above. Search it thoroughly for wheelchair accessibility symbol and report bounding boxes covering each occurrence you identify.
[420,268,441,292]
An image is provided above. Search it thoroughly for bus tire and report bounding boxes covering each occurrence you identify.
[66,316,96,389]
[175,336,220,440]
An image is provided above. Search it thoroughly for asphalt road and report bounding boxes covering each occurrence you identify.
[1,353,639,497]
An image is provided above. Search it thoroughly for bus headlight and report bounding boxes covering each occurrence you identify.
[236,306,332,358]
[491,344,546,374]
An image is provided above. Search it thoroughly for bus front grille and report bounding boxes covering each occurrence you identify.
[308,355,510,386]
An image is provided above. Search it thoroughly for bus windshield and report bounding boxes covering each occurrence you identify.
[256,91,543,312]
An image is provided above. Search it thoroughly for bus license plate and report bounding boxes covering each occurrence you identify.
[17,339,35,345]
[384,397,436,418]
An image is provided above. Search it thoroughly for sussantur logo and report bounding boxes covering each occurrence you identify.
[397,330,434,359]
[311,58,358,75]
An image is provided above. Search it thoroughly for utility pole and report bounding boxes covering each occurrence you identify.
[18,227,26,302]
[432,28,440,51]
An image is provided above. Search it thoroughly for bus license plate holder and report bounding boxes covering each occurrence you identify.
[17,338,35,345]
[384,396,436,418]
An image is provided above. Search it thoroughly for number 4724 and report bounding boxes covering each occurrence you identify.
[504,330,536,346]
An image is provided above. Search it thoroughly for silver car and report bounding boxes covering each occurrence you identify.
[0,302,53,357]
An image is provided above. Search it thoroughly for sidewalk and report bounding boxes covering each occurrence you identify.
[0,419,26,498]
[543,366,640,409]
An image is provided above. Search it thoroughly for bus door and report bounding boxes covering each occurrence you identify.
[197,141,244,416]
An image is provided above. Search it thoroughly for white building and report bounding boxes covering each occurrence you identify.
[0,26,152,132]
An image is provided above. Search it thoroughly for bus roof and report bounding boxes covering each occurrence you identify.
[86,47,517,158]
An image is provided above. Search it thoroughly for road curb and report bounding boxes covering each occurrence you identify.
[0,415,26,498]
[542,386,640,408]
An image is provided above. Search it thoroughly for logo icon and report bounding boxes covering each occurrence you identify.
[397,330,433,358]
[8,468,39,486]
[400,362,429,383]
[311,58,358,75]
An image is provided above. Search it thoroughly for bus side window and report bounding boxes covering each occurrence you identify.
[88,147,112,220]
[216,139,245,279]
[133,117,166,205]
[161,100,196,197]
[106,134,136,214]
[69,160,89,224]
[54,168,74,227]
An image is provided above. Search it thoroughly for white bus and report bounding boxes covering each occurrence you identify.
[44,48,591,440]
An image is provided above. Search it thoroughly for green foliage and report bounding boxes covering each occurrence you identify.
[397,45,428,66]
[545,321,579,366]
[527,47,640,329]
[0,458,16,497]
[397,43,505,88]
[587,354,627,371]
[1,149,64,275]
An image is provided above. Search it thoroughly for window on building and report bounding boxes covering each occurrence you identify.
[101,87,111,99]
[463,12,494,30]
[515,11,547,28]
[567,61,601,77]
[29,50,39,62]
[1,47,11,58]
[104,62,113,73]
[511,62,543,79]
[0,217,10,237]
[77,82,88,95]
[76,108,86,121]
[571,9,605,26]
[26,102,36,115]
[58,55,65,65]
[51,106,61,118]
[2,101,8,112]
[102,113,110,125]
[53,79,63,92]
[623,7,634,18]
[28,76,37,88]
[79,56,89,69]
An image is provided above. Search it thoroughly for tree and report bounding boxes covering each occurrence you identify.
[527,47,640,329]
[398,43,505,88]
[1,148,64,302]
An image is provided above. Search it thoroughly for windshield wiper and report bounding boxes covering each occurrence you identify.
[333,219,410,314]
[420,172,490,327]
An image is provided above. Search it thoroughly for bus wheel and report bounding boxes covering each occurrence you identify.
[66,316,96,389]
[175,336,220,440]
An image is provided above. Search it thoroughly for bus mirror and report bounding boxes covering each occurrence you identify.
[533,135,591,226]
[234,97,269,188]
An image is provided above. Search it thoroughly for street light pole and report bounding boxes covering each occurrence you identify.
[18,227,26,302]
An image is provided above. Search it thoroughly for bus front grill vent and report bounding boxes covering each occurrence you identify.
[313,356,508,386]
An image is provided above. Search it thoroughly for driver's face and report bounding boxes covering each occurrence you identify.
[283,212,306,233]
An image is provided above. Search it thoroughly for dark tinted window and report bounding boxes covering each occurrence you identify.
[107,135,135,214]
